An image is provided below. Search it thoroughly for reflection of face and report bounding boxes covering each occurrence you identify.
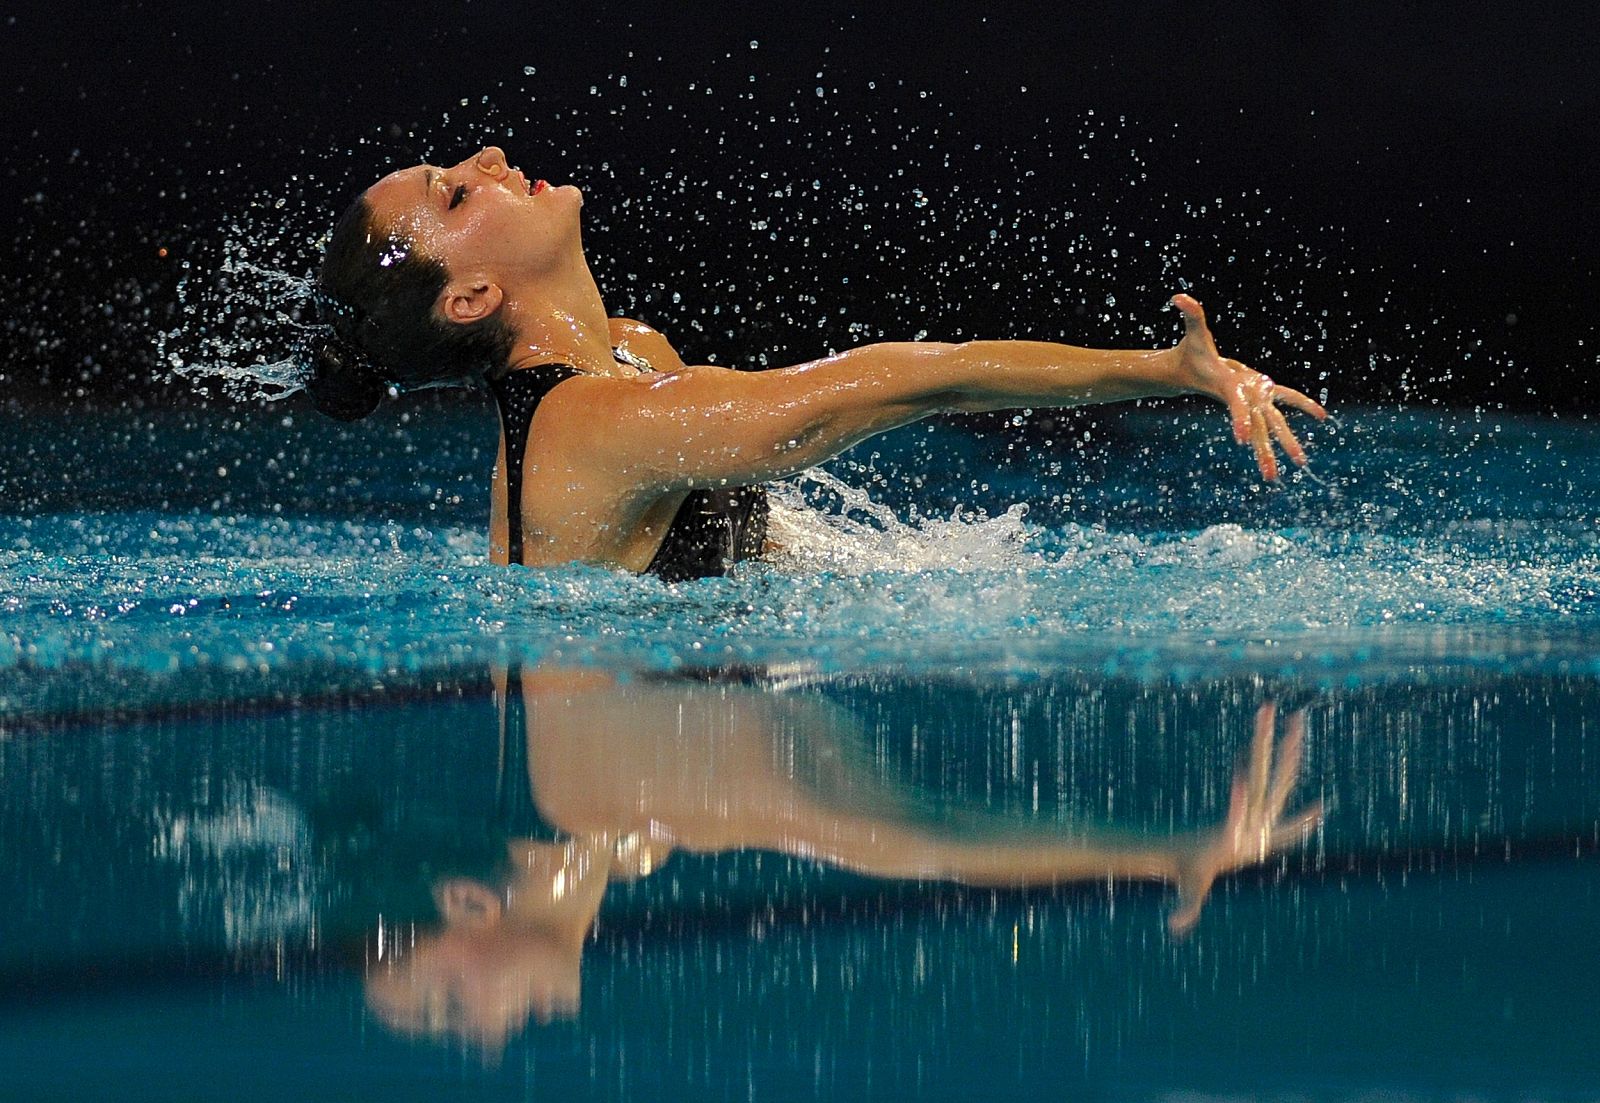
[363,145,585,291]
[365,917,583,1050]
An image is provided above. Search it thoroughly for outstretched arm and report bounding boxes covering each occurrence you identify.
[554,295,1325,495]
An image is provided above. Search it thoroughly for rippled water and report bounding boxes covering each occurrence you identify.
[3,402,1596,716]
[3,399,1598,1099]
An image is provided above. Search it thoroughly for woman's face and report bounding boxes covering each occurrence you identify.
[363,146,584,289]
[365,923,584,1047]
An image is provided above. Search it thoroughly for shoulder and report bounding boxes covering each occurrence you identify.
[543,364,740,408]
[606,316,659,342]
[607,316,688,373]
[535,366,746,439]
[532,366,751,469]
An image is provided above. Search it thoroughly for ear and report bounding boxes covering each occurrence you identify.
[439,278,504,326]
[433,877,503,930]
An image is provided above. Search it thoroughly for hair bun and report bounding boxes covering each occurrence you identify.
[303,332,386,422]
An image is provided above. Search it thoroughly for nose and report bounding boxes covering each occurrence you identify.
[474,146,509,178]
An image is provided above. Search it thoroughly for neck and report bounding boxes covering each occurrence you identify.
[501,837,612,947]
[501,250,622,378]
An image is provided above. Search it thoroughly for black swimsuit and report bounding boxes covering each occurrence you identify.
[489,363,769,583]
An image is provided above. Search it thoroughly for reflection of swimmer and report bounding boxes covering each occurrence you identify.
[365,675,1320,1050]
[302,146,1326,581]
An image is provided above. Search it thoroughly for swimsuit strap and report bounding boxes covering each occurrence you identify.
[488,355,767,581]
[488,365,581,565]
[492,661,558,841]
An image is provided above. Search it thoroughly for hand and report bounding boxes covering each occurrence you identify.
[1170,293,1328,481]
[1167,701,1324,935]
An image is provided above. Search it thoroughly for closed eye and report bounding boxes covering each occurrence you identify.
[448,184,467,210]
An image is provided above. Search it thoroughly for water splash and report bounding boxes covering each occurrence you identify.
[157,201,328,402]
[147,79,1372,413]
[769,467,1036,574]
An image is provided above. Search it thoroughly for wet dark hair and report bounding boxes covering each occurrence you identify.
[303,193,515,421]
[309,792,515,944]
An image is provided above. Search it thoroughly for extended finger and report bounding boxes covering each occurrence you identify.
[1248,702,1275,817]
[1264,404,1309,468]
[1171,294,1220,354]
[1223,772,1249,838]
[1170,293,1206,332]
[1167,865,1219,936]
[1270,800,1325,849]
[1271,384,1327,420]
[1226,393,1252,445]
[1250,406,1277,481]
[1268,716,1306,820]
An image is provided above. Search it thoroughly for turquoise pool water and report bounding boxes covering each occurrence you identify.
[2,400,1597,1099]
[3,402,1596,711]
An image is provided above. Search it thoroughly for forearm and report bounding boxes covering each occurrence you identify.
[900,340,1188,414]
[902,837,1182,887]
[707,340,1187,476]
[600,338,1193,492]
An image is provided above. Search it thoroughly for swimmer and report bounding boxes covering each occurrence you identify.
[305,147,1327,581]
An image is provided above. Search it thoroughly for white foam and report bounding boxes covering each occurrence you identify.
[768,468,1038,574]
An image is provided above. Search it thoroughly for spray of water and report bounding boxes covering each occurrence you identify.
[770,468,1037,574]
[158,233,322,401]
[152,69,1371,417]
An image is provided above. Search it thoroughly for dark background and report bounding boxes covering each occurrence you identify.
[2,0,1596,414]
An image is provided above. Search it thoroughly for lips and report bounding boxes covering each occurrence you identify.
[511,168,547,196]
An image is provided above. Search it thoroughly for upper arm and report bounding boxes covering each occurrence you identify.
[543,343,959,493]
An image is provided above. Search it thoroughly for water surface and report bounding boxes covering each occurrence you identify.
[2,400,1597,1099]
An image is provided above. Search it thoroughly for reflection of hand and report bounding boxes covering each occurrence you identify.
[1170,294,1327,481]
[1168,702,1324,934]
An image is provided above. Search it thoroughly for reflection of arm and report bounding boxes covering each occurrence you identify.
[788,703,1322,936]
[778,809,1180,886]
[511,670,1317,933]
[516,668,1185,886]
